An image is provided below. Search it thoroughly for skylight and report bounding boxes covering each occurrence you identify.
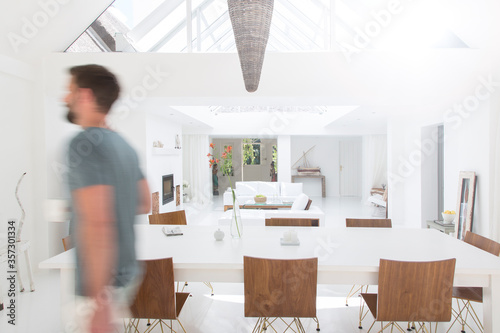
[66,0,468,53]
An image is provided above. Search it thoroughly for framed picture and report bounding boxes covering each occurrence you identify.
[455,171,477,240]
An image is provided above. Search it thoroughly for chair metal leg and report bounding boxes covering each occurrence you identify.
[143,319,161,333]
[377,322,407,333]
[366,318,376,333]
[447,298,482,333]
[252,317,266,333]
[358,285,370,329]
[294,318,306,333]
[346,284,365,306]
[203,282,214,296]
[312,316,320,331]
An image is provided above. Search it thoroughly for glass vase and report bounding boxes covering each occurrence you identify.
[231,196,243,238]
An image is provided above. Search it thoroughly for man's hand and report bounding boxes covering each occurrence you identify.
[90,299,114,333]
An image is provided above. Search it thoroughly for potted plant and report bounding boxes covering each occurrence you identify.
[208,143,242,238]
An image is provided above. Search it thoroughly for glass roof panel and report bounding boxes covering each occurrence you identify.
[67,0,468,54]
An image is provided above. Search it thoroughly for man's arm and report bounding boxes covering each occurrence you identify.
[73,185,116,298]
[137,178,151,214]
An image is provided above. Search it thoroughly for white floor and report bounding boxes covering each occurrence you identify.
[0,196,481,332]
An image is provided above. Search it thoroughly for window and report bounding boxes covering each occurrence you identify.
[243,139,261,165]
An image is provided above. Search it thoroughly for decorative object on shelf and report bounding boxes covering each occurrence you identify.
[455,171,477,240]
[292,145,321,175]
[228,0,274,92]
[175,134,181,149]
[208,143,242,238]
[153,140,164,148]
[152,192,159,215]
[175,185,181,206]
[182,180,190,203]
[254,194,267,203]
[441,210,456,223]
[214,228,225,241]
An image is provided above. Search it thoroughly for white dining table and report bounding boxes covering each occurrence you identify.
[39,225,500,332]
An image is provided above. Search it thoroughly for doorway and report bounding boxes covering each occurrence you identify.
[339,139,362,196]
[242,138,277,181]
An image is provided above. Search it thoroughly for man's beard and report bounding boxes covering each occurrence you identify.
[66,108,77,124]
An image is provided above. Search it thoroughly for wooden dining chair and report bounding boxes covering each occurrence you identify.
[265,217,319,227]
[127,257,190,333]
[345,218,392,329]
[148,210,187,225]
[244,256,319,333]
[362,258,456,333]
[345,218,392,228]
[148,210,214,296]
[446,231,500,333]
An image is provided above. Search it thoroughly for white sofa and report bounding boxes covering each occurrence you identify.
[223,181,303,210]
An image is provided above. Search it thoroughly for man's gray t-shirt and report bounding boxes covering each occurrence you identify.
[67,127,143,296]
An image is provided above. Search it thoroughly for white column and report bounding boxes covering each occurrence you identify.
[277,136,291,182]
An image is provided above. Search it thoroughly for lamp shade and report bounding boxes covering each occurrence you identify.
[228,0,274,92]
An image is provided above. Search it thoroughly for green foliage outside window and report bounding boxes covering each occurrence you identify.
[243,139,261,165]
[272,145,277,170]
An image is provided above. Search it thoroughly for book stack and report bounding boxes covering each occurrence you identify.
[297,167,321,175]
[433,220,454,226]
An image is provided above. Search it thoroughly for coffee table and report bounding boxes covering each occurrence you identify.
[242,199,292,209]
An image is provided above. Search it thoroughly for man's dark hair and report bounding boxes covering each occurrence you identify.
[69,64,120,114]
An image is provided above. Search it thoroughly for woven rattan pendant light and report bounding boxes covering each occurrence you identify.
[228,0,274,92]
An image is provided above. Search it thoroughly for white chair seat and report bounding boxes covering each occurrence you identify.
[367,194,386,207]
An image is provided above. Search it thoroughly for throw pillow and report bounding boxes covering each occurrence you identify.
[291,193,309,210]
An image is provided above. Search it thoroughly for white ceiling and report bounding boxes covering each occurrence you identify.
[61,0,500,137]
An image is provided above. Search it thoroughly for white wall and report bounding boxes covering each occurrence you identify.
[43,50,490,107]
[361,135,388,202]
[277,136,291,182]
[444,102,491,236]
[290,136,344,197]
[0,70,40,266]
[420,125,440,227]
[387,114,423,228]
[146,112,183,215]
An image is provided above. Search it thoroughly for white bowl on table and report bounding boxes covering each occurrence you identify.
[441,213,455,223]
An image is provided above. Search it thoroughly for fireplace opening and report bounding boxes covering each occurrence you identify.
[162,174,174,205]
